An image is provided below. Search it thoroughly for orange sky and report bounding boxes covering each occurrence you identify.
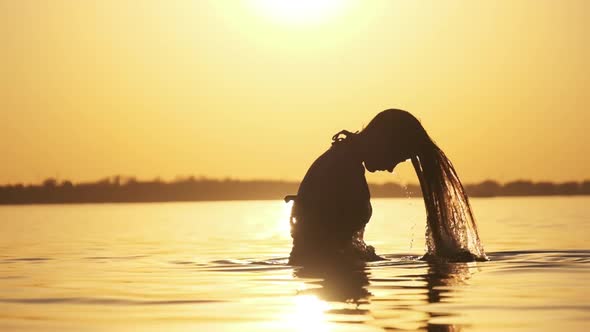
[1,0,588,185]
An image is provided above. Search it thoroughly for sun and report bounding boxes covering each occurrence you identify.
[249,0,350,26]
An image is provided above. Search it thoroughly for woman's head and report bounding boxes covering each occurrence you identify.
[333,108,487,261]
[358,109,432,173]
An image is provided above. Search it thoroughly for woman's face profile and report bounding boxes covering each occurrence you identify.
[362,137,411,173]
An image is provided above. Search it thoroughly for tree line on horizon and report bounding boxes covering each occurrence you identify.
[0,176,588,205]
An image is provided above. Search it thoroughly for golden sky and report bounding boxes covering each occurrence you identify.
[1,0,588,184]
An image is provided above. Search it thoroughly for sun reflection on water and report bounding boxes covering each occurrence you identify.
[284,294,331,331]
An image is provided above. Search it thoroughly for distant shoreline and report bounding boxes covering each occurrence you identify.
[0,177,588,205]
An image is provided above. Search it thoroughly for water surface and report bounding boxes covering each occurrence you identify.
[0,197,588,331]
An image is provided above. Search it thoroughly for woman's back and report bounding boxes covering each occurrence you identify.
[289,142,376,264]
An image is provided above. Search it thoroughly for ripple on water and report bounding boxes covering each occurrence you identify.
[0,257,52,263]
[484,250,590,273]
[0,297,225,306]
[84,255,149,260]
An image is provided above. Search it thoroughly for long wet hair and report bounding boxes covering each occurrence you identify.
[337,109,487,261]
[412,144,487,261]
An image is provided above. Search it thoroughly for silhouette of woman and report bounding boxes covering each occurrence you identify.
[286,109,486,265]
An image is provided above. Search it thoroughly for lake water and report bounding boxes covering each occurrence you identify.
[0,197,588,331]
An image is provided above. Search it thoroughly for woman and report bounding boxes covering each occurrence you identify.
[286,109,487,265]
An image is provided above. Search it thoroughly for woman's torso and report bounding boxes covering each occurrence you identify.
[292,142,372,246]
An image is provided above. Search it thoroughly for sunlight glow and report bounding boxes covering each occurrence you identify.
[249,0,349,25]
[278,200,294,236]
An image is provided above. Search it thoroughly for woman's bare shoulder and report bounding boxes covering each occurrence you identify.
[298,145,365,198]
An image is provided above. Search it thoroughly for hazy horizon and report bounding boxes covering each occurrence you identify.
[0,173,589,187]
[2,0,589,184]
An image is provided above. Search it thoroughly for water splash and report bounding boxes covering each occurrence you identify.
[403,183,417,251]
[350,229,382,261]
